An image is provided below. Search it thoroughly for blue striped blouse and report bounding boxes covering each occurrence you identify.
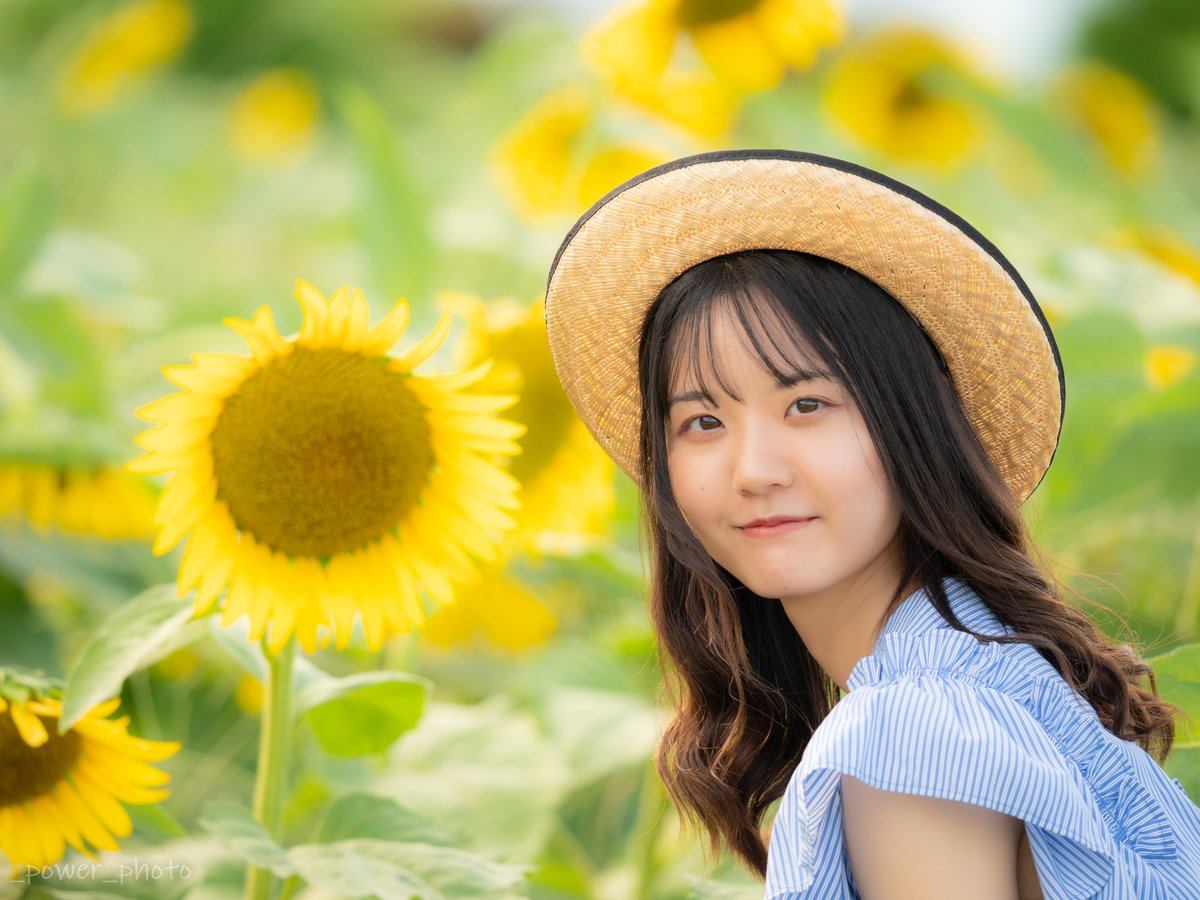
[764,579,1200,899]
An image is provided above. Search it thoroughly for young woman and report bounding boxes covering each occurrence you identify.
[544,151,1200,898]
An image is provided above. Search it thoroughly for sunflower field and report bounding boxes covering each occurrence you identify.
[1,0,1199,897]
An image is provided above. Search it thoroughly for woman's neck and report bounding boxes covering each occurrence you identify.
[778,562,914,692]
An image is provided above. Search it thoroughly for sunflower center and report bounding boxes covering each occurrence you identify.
[210,347,434,558]
[893,78,933,114]
[0,711,82,805]
[489,328,575,485]
[676,0,760,27]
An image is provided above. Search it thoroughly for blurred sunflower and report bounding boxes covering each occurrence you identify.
[0,462,157,540]
[423,563,558,652]
[423,295,615,651]
[824,28,985,169]
[130,281,523,653]
[1145,345,1197,390]
[230,68,321,165]
[441,293,615,546]
[493,87,672,219]
[1056,62,1160,178]
[1121,228,1200,287]
[58,0,193,115]
[0,685,179,870]
[585,0,842,96]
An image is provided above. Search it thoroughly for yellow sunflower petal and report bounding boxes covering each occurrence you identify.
[52,782,120,853]
[178,505,228,596]
[754,0,842,70]
[362,299,410,355]
[0,805,36,867]
[80,744,174,783]
[423,359,493,392]
[688,13,784,92]
[384,561,424,634]
[324,286,352,346]
[346,288,371,348]
[75,758,169,805]
[10,703,49,748]
[28,807,66,868]
[135,391,224,423]
[154,471,215,530]
[393,310,452,371]
[72,771,133,839]
[32,794,88,857]
[353,547,388,650]
[224,306,288,362]
[322,556,357,648]
[165,353,253,394]
[583,0,676,90]
[294,279,329,342]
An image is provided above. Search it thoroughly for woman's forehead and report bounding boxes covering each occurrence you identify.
[665,292,829,391]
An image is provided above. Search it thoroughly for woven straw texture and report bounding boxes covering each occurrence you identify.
[545,154,1061,502]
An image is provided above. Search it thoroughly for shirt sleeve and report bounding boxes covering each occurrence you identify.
[768,673,1127,900]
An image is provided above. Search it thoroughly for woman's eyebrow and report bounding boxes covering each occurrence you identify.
[775,367,834,387]
[667,388,715,409]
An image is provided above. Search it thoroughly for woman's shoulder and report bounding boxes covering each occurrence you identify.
[764,580,1200,899]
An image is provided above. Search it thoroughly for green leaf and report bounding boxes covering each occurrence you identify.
[208,619,428,755]
[198,801,296,878]
[128,802,189,840]
[317,793,460,846]
[207,617,342,694]
[1164,746,1200,806]
[288,839,528,899]
[1148,643,1200,746]
[60,584,202,731]
[686,874,764,900]
[537,687,659,788]
[300,672,430,756]
[339,87,433,303]
[0,164,53,290]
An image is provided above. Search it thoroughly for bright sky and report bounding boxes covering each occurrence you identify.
[845,0,1100,79]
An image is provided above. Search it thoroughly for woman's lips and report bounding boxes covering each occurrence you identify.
[737,516,816,537]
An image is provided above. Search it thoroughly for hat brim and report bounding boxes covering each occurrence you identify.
[545,150,1063,502]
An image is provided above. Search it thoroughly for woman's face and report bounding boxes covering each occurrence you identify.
[665,304,903,606]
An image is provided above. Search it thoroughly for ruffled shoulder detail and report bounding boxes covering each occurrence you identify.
[766,627,1179,899]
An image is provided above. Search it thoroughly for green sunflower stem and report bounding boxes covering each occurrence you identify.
[245,637,296,900]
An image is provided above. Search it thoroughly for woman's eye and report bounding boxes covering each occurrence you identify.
[788,398,822,415]
[683,414,722,432]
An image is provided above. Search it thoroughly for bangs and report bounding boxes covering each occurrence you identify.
[664,274,842,404]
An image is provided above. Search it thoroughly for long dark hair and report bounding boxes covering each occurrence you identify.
[636,249,1177,877]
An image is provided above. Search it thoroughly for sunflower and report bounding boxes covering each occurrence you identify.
[584,0,842,97]
[441,293,614,547]
[230,68,321,164]
[422,295,615,651]
[58,0,193,115]
[130,281,523,654]
[1119,227,1200,287]
[0,687,179,870]
[493,87,673,219]
[1145,345,1197,390]
[423,561,558,651]
[0,462,157,540]
[1055,62,1160,178]
[824,28,985,169]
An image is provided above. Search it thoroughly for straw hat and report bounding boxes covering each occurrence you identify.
[544,149,1064,502]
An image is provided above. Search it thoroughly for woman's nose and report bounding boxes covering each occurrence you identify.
[731,424,794,495]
